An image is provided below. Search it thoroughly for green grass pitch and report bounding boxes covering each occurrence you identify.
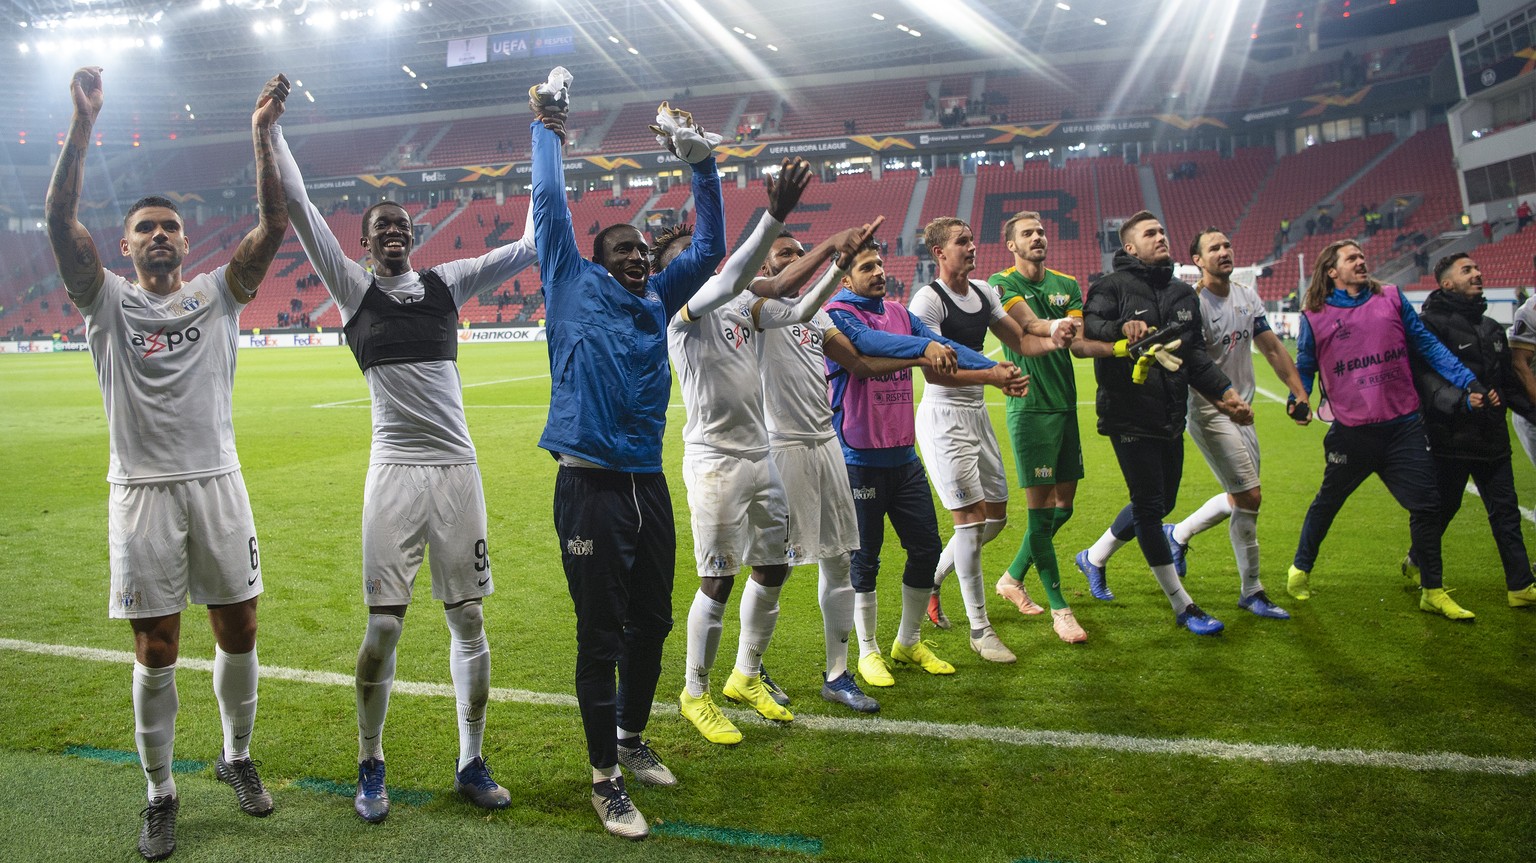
[1,341,1532,863]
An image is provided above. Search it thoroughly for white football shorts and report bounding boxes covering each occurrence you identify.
[682,450,790,577]
[915,401,1009,510]
[108,470,262,619]
[770,436,858,563]
[362,462,493,606]
[1187,398,1261,494]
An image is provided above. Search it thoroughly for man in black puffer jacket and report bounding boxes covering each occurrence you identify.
[1075,211,1253,635]
[1407,253,1536,607]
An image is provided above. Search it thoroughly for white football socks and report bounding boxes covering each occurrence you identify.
[212,646,258,761]
[896,585,928,647]
[1088,527,1128,568]
[949,522,992,633]
[1152,564,1193,613]
[133,661,179,801]
[734,580,782,677]
[1231,507,1263,598]
[1175,493,1233,546]
[444,601,490,770]
[853,590,880,657]
[356,612,403,762]
[684,590,725,697]
[818,554,854,679]
[981,517,1007,545]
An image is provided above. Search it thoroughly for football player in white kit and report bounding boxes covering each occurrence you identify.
[46,68,290,861]
[270,120,540,819]
[909,218,1072,663]
[667,158,883,743]
[1506,293,1536,467]
[749,227,934,713]
[1163,228,1310,619]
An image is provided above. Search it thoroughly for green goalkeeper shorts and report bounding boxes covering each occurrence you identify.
[1006,408,1084,488]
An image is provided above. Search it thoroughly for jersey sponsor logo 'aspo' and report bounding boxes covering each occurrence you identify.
[132,325,201,358]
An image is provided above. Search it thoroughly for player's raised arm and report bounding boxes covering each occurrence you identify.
[529,76,582,290]
[45,67,107,306]
[226,74,292,304]
[678,158,812,322]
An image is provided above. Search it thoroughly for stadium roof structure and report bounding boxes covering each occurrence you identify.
[6,0,1477,140]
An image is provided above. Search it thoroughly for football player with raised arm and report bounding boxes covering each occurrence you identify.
[270,114,541,822]
[47,68,289,861]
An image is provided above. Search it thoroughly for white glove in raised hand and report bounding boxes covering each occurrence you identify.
[530,66,572,110]
[649,101,722,164]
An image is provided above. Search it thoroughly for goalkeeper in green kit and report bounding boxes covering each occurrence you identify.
[987,212,1116,643]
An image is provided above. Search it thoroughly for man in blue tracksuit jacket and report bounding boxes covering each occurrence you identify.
[529,94,724,836]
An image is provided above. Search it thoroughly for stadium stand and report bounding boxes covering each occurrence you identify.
[1151,147,1276,258]
[776,78,933,138]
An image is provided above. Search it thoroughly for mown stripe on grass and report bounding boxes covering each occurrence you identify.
[652,819,822,855]
[9,638,1534,777]
[293,777,434,806]
[64,744,206,773]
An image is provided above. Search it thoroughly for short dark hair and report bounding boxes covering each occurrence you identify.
[1433,253,1471,286]
[650,223,694,274]
[776,230,797,242]
[591,224,638,260]
[1119,210,1159,245]
[123,195,180,228]
[362,200,409,230]
[1002,211,1042,244]
[1189,226,1225,261]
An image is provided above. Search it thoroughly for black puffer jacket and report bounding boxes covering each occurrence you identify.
[1412,288,1535,460]
[1083,250,1233,439]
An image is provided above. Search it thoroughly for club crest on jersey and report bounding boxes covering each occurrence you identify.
[1176,309,1193,322]
[786,544,804,562]
[566,536,595,556]
[132,325,201,358]
[708,552,736,572]
[118,589,143,610]
[178,291,208,314]
[1033,466,1054,479]
[1048,293,1071,308]
[1326,451,1348,465]
[365,577,383,595]
[851,486,876,500]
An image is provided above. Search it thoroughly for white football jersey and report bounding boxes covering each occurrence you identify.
[909,279,1006,409]
[669,294,771,457]
[758,303,838,445]
[1509,295,1536,355]
[1196,279,1268,403]
[277,125,538,465]
[82,267,243,485]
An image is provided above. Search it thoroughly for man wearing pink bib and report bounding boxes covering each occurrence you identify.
[1288,240,1483,619]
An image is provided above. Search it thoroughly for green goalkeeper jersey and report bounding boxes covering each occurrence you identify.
[990,265,1081,413]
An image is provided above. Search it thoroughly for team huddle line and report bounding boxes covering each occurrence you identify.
[44,64,1536,859]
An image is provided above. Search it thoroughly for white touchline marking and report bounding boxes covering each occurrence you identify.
[311,373,551,408]
[5,637,1531,776]
[1464,481,1536,526]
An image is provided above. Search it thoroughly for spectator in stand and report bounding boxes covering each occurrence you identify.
[1483,221,1494,243]
[1279,219,1291,241]
[1518,200,1532,231]
[1319,211,1334,232]
[454,235,462,249]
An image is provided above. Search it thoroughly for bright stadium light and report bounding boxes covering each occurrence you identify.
[419,82,428,89]
[871,13,884,21]
[627,46,638,54]
[908,29,921,37]
[896,23,908,31]
[305,91,315,102]
[607,35,619,43]
[766,44,777,51]
[1094,17,1107,25]
[149,34,163,47]
[307,10,336,29]
[200,0,220,9]
[252,21,266,34]
[1056,2,1071,10]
